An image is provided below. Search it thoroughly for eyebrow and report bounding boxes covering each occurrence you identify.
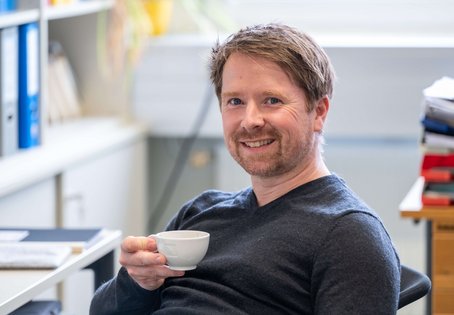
[220,91,239,100]
[221,90,285,99]
[262,90,286,99]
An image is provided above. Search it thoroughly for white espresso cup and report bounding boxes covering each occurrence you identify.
[151,230,210,270]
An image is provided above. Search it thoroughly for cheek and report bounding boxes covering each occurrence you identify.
[221,113,237,140]
[222,108,241,127]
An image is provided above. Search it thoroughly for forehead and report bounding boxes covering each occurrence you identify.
[222,53,294,88]
[224,52,282,72]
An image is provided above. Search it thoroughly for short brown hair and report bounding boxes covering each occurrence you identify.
[209,23,335,111]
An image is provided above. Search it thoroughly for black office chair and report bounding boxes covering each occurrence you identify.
[398,264,431,309]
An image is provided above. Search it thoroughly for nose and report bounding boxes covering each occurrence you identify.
[240,102,265,131]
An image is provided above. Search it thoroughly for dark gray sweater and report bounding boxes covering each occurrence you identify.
[90,175,400,314]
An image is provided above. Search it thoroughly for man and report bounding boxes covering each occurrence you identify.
[90,23,400,314]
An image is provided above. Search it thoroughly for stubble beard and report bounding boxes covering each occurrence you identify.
[229,129,317,178]
[229,131,302,178]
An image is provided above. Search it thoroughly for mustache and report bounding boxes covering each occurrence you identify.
[233,129,280,141]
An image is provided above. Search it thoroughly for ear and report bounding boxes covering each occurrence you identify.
[313,96,329,132]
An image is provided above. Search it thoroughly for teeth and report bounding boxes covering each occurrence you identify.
[245,140,273,148]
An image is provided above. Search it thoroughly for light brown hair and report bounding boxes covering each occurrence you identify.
[209,23,335,111]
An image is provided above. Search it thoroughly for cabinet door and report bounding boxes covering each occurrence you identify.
[60,139,147,315]
[0,179,59,302]
[432,220,454,315]
[0,178,56,227]
[61,139,147,235]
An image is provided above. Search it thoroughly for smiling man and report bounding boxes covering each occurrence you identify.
[219,51,330,205]
[90,23,400,315]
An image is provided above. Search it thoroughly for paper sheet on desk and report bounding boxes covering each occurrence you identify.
[0,230,29,241]
[0,243,71,269]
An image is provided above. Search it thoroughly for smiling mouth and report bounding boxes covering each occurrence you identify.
[243,139,274,148]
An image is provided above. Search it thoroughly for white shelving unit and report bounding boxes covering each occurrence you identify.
[45,0,114,20]
[0,0,146,197]
[0,9,39,29]
[0,2,148,313]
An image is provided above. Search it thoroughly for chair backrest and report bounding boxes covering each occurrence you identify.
[398,264,431,309]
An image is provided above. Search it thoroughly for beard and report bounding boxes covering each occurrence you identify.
[228,128,315,178]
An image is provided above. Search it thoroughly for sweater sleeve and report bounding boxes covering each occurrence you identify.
[89,267,161,315]
[311,212,400,315]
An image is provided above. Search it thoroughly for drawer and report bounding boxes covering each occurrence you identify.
[433,236,454,275]
[433,221,454,235]
[433,221,454,276]
[433,285,454,314]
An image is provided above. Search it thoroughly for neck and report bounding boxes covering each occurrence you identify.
[251,155,330,207]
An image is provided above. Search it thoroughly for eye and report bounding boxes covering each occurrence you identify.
[265,97,282,105]
[227,98,243,106]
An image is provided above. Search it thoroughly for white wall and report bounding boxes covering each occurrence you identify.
[134,3,454,313]
[225,0,454,38]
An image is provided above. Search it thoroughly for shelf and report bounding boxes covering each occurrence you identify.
[0,9,39,29]
[45,0,114,20]
[0,117,147,199]
[400,177,454,220]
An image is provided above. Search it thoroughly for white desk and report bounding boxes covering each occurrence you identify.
[0,229,121,315]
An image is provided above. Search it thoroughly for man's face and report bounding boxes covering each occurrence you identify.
[220,52,326,178]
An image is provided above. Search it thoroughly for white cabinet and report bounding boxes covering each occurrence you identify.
[61,138,147,236]
[60,138,147,315]
[0,1,148,314]
[0,178,56,227]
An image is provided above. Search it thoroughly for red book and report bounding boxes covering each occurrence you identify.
[422,153,454,169]
[421,194,452,206]
[421,168,454,182]
[422,182,454,206]
[421,153,454,182]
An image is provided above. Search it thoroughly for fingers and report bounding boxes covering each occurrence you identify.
[119,237,159,267]
[128,265,184,291]
[118,235,185,291]
[121,236,156,253]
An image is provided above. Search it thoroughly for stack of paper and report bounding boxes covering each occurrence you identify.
[0,227,104,269]
[0,243,71,269]
[419,77,454,205]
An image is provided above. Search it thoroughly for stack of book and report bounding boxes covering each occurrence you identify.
[47,41,81,125]
[420,77,454,206]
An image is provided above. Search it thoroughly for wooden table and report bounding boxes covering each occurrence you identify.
[400,177,454,315]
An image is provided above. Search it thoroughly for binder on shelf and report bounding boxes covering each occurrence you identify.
[0,26,18,157]
[0,0,16,12]
[0,227,105,253]
[18,22,40,149]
